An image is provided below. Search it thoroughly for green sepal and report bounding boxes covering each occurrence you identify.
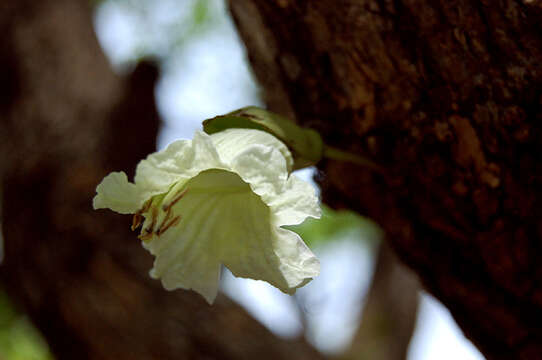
[203,106,324,170]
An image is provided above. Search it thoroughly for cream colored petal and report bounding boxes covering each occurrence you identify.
[134,140,191,193]
[269,175,321,226]
[219,185,293,291]
[142,182,224,304]
[211,128,294,173]
[134,132,224,194]
[142,169,318,303]
[220,192,319,293]
[227,140,320,226]
[93,172,145,214]
[142,169,251,304]
[271,227,320,290]
[228,142,288,202]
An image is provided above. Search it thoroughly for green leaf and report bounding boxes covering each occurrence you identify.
[286,205,383,248]
[192,0,210,26]
[203,107,324,170]
[0,290,53,360]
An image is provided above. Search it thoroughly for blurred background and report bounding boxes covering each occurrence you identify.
[0,0,485,359]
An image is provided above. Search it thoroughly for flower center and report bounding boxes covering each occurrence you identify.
[133,169,255,242]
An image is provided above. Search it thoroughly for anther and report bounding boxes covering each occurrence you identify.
[156,215,181,236]
[141,200,152,213]
[131,200,152,231]
[138,231,153,242]
[148,207,158,232]
[163,188,189,211]
[131,213,143,231]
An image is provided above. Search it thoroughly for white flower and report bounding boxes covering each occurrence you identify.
[93,129,321,304]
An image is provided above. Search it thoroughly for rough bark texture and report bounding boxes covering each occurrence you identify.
[0,1,324,359]
[229,0,542,359]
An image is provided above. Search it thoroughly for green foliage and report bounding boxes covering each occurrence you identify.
[0,291,53,360]
[287,205,383,248]
[192,0,211,26]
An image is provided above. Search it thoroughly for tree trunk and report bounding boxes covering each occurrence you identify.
[229,1,542,359]
[0,1,324,359]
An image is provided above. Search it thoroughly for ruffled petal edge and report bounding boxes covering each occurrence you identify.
[93,172,146,214]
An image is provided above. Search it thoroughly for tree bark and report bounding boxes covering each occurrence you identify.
[229,1,542,359]
[0,1,324,359]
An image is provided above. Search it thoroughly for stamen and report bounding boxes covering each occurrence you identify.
[131,200,152,231]
[159,208,172,227]
[148,207,158,232]
[138,231,153,242]
[163,188,189,211]
[131,213,143,231]
[157,215,181,236]
[141,199,152,213]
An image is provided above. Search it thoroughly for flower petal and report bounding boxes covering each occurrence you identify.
[220,195,320,294]
[269,175,321,226]
[135,132,223,194]
[228,142,288,201]
[142,169,255,303]
[226,140,320,225]
[214,128,320,225]
[219,186,293,291]
[143,185,224,303]
[93,172,145,214]
[142,169,318,303]
[211,128,294,172]
[271,227,320,290]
